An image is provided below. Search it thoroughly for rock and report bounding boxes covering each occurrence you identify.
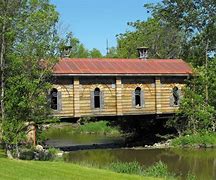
[35,145,44,152]
[57,152,63,157]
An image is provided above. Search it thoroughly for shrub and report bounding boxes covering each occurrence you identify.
[186,172,196,180]
[143,161,171,178]
[108,161,143,175]
[171,133,216,147]
[77,121,120,135]
[19,148,35,160]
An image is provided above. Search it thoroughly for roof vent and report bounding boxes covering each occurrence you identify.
[61,45,72,58]
[137,47,149,60]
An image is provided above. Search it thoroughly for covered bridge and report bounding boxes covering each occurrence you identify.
[50,58,192,118]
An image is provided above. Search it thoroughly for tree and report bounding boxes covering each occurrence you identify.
[61,32,89,58]
[0,0,61,157]
[106,47,118,58]
[115,18,184,59]
[145,0,216,66]
[145,1,216,135]
[89,48,103,58]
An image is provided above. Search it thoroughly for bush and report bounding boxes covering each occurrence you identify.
[78,116,95,125]
[35,148,58,161]
[143,161,171,178]
[108,161,143,175]
[78,121,120,135]
[19,148,35,160]
[171,133,216,147]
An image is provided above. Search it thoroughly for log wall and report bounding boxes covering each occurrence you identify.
[52,76,187,118]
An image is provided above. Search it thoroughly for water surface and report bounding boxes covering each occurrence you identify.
[64,148,216,180]
[45,123,216,179]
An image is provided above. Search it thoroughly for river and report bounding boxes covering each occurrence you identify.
[45,124,216,180]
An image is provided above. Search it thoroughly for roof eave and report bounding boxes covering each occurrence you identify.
[52,73,191,77]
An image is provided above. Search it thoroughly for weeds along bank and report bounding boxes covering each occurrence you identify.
[171,133,216,148]
[43,121,121,136]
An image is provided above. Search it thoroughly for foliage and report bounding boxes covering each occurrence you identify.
[78,116,95,125]
[61,32,103,58]
[171,133,216,147]
[115,18,184,59]
[106,47,119,58]
[45,121,121,139]
[108,161,143,175]
[143,161,173,178]
[78,121,120,135]
[19,148,35,160]
[0,0,61,154]
[186,173,196,180]
[77,160,174,179]
[89,48,103,58]
[145,0,216,66]
[167,60,216,135]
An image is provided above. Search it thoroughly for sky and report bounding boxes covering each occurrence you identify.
[51,0,161,55]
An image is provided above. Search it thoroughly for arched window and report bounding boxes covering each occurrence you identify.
[173,86,180,105]
[50,88,58,110]
[170,86,180,106]
[91,88,104,110]
[135,87,141,106]
[132,87,144,108]
[94,88,101,108]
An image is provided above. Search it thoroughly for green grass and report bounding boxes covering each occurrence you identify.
[108,161,143,175]
[78,121,120,135]
[171,132,216,147]
[0,150,159,180]
[143,161,174,178]
[45,121,121,138]
[108,161,175,179]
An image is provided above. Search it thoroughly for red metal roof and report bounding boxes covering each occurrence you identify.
[53,58,192,75]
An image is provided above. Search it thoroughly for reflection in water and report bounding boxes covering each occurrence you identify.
[64,148,216,180]
[45,125,124,147]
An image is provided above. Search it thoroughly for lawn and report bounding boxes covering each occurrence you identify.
[0,151,158,180]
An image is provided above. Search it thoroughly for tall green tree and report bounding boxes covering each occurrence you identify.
[106,47,118,58]
[115,18,184,59]
[61,32,89,58]
[0,0,61,156]
[145,1,216,134]
[172,61,216,134]
[145,0,216,66]
[89,48,103,58]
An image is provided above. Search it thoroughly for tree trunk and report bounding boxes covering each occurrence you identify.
[0,21,6,122]
[0,17,6,145]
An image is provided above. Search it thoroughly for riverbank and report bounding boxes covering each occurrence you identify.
[171,132,216,148]
[43,121,121,137]
[0,150,157,180]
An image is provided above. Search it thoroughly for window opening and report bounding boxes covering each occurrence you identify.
[135,87,141,107]
[51,88,58,110]
[94,88,100,108]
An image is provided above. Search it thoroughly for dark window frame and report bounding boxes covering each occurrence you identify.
[94,88,101,108]
[173,86,180,106]
[50,88,58,110]
[132,87,144,108]
[135,87,141,107]
[170,86,181,107]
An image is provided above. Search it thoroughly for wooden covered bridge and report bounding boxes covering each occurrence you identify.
[50,57,192,119]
